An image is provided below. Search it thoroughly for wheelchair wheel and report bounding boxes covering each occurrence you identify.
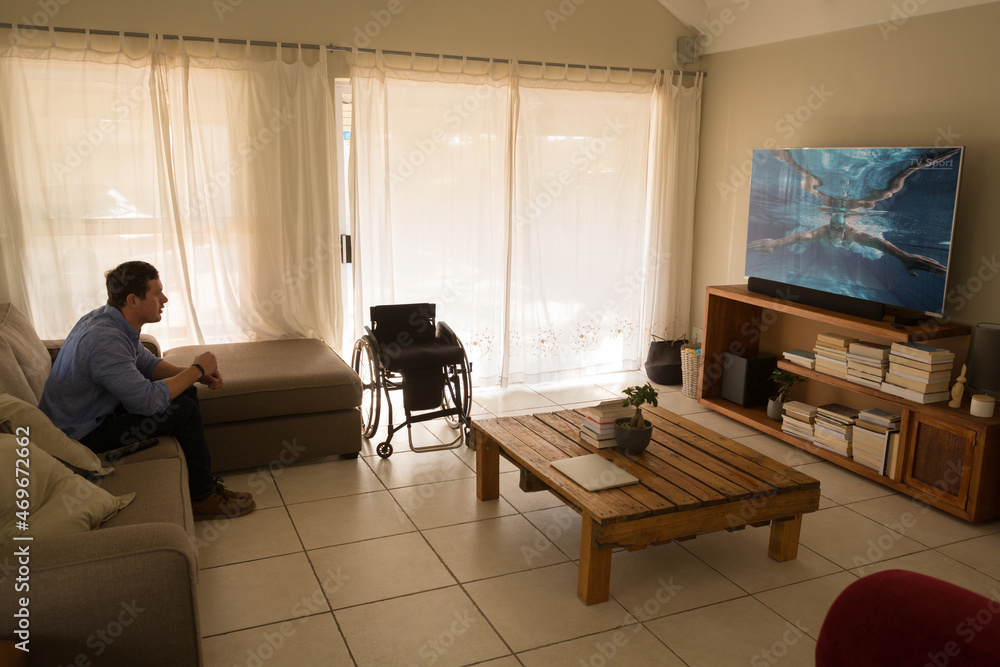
[352,336,381,439]
[442,356,472,430]
[376,442,393,458]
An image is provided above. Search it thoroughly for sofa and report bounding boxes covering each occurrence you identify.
[0,302,363,665]
[816,569,1000,666]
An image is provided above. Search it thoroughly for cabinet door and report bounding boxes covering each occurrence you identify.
[902,414,976,510]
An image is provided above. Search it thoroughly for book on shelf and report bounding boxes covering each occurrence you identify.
[814,346,848,362]
[880,382,951,404]
[812,430,851,456]
[888,354,953,374]
[846,373,884,390]
[889,342,956,364]
[782,421,815,441]
[579,428,617,448]
[887,363,952,383]
[883,371,949,394]
[817,403,860,425]
[846,366,886,381]
[848,341,891,361]
[816,333,859,348]
[814,359,848,378]
[783,401,817,420]
[884,432,902,478]
[858,407,901,428]
[783,349,816,369]
[846,354,888,370]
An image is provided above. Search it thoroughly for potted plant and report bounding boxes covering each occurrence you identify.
[614,383,659,454]
[767,369,805,420]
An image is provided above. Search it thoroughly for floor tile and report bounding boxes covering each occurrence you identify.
[645,596,817,667]
[389,477,517,530]
[530,380,619,406]
[609,542,745,620]
[423,514,568,582]
[523,505,584,560]
[518,626,685,666]
[499,470,566,513]
[307,532,455,609]
[198,553,326,637]
[735,433,823,468]
[848,492,1000,548]
[938,531,1000,580]
[654,390,709,415]
[201,613,351,667]
[465,562,636,652]
[195,506,302,569]
[799,506,926,571]
[273,458,383,505]
[848,548,1000,598]
[679,524,841,594]
[335,586,509,667]
[474,385,558,414]
[682,410,763,438]
[287,490,415,550]
[795,461,897,505]
[220,468,284,509]
[366,449,474,489]
[753,571,860,641]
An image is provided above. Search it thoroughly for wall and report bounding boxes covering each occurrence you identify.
[692,2,1000,333]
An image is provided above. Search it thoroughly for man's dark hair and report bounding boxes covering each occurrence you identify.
[105,261,159,309]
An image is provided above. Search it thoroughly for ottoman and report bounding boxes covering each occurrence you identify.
[163,339,362,472]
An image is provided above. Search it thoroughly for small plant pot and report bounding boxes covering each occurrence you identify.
[614,417,653,454]
[766,396,785,421]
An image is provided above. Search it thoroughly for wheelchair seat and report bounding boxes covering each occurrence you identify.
[352,303,472,458]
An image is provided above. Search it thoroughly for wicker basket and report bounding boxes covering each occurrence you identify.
[680,344,702,399]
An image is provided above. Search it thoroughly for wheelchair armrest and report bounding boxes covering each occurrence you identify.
[436,321,460,346]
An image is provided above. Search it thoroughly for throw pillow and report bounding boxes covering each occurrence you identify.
[0,393,112,476]
[0,434,134,539]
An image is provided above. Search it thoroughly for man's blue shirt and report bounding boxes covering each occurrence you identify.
[39,305,171,440]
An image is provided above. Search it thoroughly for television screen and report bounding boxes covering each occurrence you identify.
[745,147,963,317]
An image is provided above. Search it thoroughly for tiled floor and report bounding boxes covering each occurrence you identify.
[196,371,1000,666]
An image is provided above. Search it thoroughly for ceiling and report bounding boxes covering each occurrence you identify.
[658,0,1000,54]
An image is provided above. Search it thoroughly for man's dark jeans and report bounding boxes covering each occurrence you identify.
[81,385,215,500]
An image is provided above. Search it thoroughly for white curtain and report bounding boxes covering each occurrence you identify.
[350,54,700,386]
[643,71,704,342]
[0,30,342,350]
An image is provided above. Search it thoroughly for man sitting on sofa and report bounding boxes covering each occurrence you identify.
[39,260,255,520]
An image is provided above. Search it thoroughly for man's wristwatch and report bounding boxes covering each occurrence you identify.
[192,363,205,378]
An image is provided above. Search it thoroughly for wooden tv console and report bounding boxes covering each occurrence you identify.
[699,284,1000,522]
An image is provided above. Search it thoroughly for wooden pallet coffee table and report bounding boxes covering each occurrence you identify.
[474,405,821,604]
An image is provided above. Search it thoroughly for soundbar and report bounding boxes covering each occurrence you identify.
[747,277,886,321]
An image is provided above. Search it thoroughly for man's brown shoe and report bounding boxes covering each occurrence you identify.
[213,477,253,503]
[192,489,256,520]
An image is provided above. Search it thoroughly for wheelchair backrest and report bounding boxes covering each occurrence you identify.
[370,303,437,348]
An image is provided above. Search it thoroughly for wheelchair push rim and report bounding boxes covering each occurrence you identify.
[351,336,381,439]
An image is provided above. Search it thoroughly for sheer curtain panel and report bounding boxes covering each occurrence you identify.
[0,30,343,350]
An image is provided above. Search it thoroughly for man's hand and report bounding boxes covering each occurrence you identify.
[199,369,224,390]
[193,351,219,378]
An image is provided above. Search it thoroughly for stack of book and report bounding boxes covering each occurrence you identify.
[579,400,633,448]
[812,403,859,456]
[782,349,816,370]
[881,342,956,404]
[846,341,891,389]
[781,400,817,441]
[813,333,858,378]
[852,408,902,473]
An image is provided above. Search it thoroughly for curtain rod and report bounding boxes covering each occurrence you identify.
[0,22,705,77]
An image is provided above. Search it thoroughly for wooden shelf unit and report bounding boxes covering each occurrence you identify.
[698,284,1000,522]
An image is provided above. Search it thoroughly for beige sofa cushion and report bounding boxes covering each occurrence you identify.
[0,303,51,404]
[164,339,362,424]
[0,393,111,475]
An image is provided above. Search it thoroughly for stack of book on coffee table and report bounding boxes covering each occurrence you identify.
[881,342,955,404]
[846,341,891,389]
[579,399,633,448]
[852,408,901,473]
[812,403,859,456]
[781,400,818,442]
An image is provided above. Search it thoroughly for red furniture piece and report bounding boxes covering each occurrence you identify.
[816,569,1000,666]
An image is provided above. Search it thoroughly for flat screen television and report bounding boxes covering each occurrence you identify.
[744,146,963,320]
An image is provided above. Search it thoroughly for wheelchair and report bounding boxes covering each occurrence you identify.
[351,303,472,458]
